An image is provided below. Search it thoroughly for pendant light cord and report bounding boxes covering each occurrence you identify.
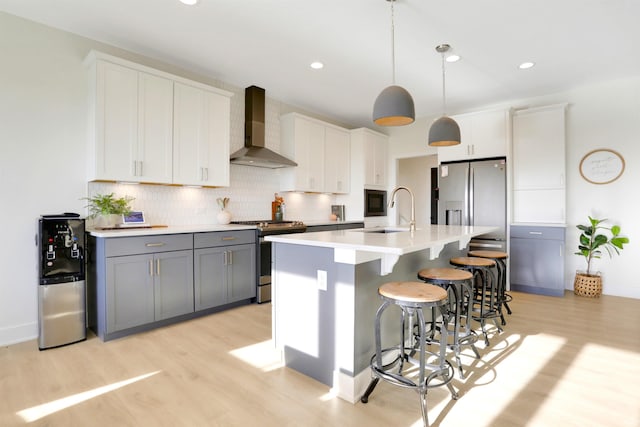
[390,0,396,85]
[441,50,447,115]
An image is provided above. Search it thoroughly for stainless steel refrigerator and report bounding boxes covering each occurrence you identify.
[38,214,86,350]
[437,157,507,251]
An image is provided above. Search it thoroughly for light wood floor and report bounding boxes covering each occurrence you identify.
[2,291,639,427]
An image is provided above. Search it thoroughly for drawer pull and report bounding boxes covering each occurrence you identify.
[528,231,543,235]
[221,237,236,241]
[145,242,166,247]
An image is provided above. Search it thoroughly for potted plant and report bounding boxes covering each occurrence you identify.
[574,216,629,297]
[85,193,134,228]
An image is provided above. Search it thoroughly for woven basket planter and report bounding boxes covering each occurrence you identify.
[574,273,602,298]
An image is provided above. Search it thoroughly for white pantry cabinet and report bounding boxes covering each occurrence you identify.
[438,109,509,163]
[173,82,230,187]
[512,104,567,223]
[280,113,350,193]
[86,51,232,186]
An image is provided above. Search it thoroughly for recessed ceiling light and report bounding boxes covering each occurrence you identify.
[179,0,198,5]
[446,54,461,63]
[519,61,535,70]
[310,61,324,70]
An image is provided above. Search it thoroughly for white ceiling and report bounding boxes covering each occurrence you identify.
[2,0,640,129]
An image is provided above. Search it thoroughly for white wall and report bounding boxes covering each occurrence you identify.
[386,79,640,299]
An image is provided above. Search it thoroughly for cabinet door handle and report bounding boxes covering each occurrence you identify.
[223,251,228,266]
[145,243,166,247]
[204,167,209,181]
[156,259,160,276]
[139,161,143,176]
[132,161,137,176]
[221,236,236,241]
[529,231,543,235]
[149,259,153,276]
[228,250,233,265]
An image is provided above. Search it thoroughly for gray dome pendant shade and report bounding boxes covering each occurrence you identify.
[429,116,461,146]
[428,44,461,146]
[373,85,415,126]
[372,0,415,127]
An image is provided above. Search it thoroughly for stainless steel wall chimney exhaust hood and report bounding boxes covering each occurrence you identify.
[230,86,297,169]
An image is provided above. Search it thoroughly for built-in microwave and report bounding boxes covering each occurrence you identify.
[364,189,387,217]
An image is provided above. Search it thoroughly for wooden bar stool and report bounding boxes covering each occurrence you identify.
[361,281,458,427]
[449,256,502,346]
[417,267,480,379]
[468,250,513,325]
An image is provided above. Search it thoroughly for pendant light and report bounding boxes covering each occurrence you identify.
[428,44,461,146]
[372,0,415,127]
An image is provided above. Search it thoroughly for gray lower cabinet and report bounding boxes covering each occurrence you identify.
[194,230,256,311]
[106,249,194,332]
[510,225,566,296]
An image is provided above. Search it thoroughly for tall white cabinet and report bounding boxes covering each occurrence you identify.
[86,51,232,186]
[512,104,567,223]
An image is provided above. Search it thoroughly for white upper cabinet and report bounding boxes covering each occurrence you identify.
[512,105,566,190]
[90,61,173,183]
[280,113,350,193]
[86,51,232,186]
[438,109,509,163]
[351,128,388,188]
[324,126,351,194]
[173,82,230,187]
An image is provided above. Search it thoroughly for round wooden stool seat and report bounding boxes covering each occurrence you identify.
[468,250,508,260]
[417,267,473,282]
[450,256,496,268]
[379,281,447,304]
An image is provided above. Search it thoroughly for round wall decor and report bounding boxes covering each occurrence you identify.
[579,149,625,184]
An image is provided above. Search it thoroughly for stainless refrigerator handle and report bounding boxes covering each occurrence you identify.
[468,166,474,226]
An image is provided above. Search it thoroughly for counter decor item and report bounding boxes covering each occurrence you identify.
[574,216,629,297]
[84,193,134,228]
[216,197,231,224]
[272,193,284,221]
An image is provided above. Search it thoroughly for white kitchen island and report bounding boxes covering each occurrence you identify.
[266,224,497,403]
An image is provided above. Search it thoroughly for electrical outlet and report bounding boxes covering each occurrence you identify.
[317,269,327,291]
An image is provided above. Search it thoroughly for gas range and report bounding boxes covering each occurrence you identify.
[231,220,306,236]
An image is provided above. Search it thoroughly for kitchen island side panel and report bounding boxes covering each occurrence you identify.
[272,240,467,390]
[272,243,342,386]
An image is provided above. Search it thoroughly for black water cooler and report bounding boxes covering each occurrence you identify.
[37,214,86,350]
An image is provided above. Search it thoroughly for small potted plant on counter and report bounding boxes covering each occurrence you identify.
[574,216,629,297]
[85,193,134,228]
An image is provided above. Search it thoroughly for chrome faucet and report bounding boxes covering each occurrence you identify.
[389,186,416,232]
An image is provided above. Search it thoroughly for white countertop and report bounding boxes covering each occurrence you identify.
[88,224,256,238]
[266,224,497,257]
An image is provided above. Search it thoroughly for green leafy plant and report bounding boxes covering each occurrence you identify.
[84,193,134,218]
[216,197,229,210]
[575,216,629,275]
